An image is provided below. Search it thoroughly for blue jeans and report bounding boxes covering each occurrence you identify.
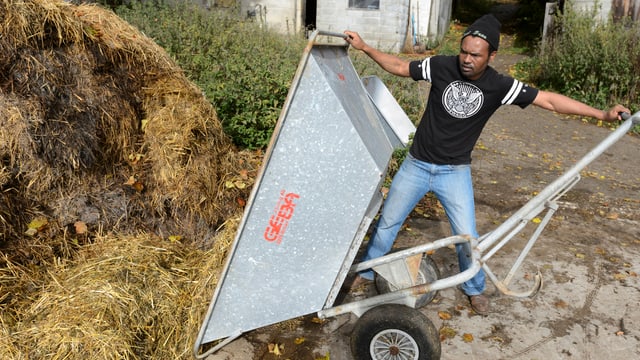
[359,153,485,296]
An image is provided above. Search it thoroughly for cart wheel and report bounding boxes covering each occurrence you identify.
[350,304,441,360]
[375,254,440,308]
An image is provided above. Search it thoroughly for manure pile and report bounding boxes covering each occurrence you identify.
[0,0,257,358]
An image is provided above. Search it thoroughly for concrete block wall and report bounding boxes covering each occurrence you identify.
[316,0,409,53]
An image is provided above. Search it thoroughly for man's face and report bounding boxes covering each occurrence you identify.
[458,36,496,80]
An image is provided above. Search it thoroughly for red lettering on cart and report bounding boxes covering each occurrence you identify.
[264,190,300,244]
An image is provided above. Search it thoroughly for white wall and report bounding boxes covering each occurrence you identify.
[316,0,409,52]
[241,0,304,34]
[571,0,614,21]
[410,0,452,47]
[238,0,452,53]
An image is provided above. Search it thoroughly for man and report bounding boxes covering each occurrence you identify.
[343,14,629,315]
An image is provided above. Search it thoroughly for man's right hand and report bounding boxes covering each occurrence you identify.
[344,31,367,51]
[342,30,412,77]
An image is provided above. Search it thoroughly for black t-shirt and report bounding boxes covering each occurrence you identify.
[408,55,538,165]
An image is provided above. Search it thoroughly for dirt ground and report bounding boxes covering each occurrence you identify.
[204,51,640,359]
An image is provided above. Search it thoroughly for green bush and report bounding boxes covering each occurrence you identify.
[522,4,640,113]
[115,1,307,149]
[115,1,428,149]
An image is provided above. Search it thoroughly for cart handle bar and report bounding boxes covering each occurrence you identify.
[477,110,640,254]
[316,30,349,40]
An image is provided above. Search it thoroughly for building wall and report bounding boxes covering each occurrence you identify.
[571,0,614,20]
[316,0,409,52]
[420,0,453,47]
[574,0,640,20]
[238,0,452,53]
[241,0,304,34]
[316,0,453,53]
[562,0,640,22]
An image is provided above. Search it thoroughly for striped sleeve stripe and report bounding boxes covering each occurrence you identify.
[421,58,431,81]
[502,79,524,105]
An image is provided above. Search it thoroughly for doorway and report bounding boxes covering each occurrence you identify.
[305,0,317,30]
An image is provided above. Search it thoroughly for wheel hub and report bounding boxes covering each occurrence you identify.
[389,346,400,356]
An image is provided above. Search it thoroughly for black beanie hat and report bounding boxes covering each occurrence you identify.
[462,14,501,51]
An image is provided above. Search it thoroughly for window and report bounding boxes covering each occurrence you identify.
[348,0,380,10]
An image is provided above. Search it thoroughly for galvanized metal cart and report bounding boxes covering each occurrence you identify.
[194,30,640,359]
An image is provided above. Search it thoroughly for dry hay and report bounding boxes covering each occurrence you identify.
[0,0,266,359]
[0,0,257,245]
[0,216,239,359]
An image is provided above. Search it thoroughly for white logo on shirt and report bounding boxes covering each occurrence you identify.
[442,81,483,118]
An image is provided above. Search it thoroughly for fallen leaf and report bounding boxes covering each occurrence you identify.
[268,343,283,355]
[132,181,144,192]
[124,176,136,186]
[616,331,625,336]
[531,217,542,224]
[554,300,568,308]
[487,335,504,343]
[236,197,246,207]
[294,337,305,345]
[315,352,330,360]
[25,217,48,235]
[124,176,144,192]
[28,217,48,230]
[613,273,627,281]
[575,253,585,259]
[310,317,326,324]
[438,311,452,320]
[74,221,88,234]
[168,235,182,243]
[440,326,457,340]
[462,333,474,342]
[128,153,144,164]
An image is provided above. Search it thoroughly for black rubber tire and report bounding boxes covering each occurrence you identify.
[375,253,440,308]
[350,304,441,360]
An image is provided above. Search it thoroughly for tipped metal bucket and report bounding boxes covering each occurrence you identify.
[194,30,416,356]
